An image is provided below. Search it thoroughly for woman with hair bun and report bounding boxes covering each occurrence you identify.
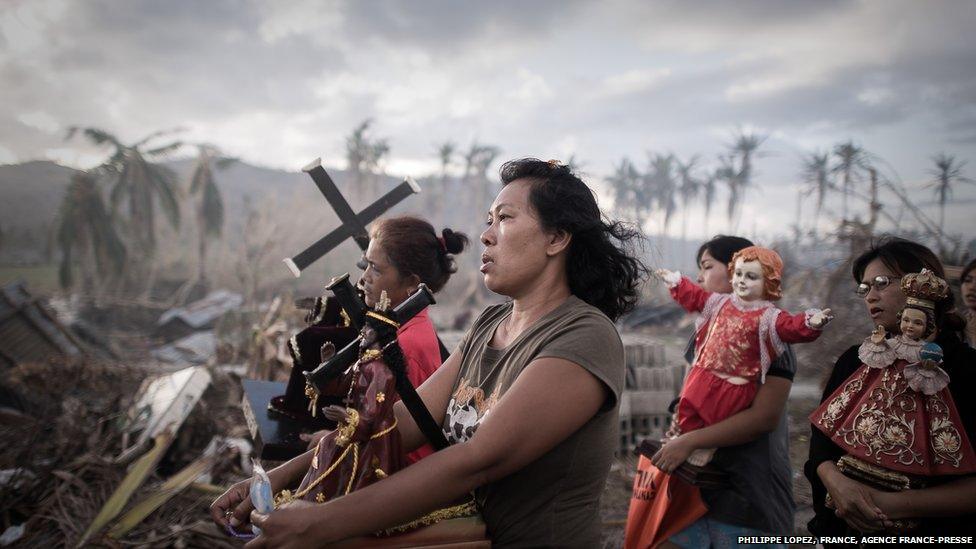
[303,215,469,463]
[213,158,649,548]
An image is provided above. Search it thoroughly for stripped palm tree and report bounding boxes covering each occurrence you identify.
[461,142,501,231]
[701,171,718,237]
[676,155,703,244]
[56,172,127,293]
[800,151,833,235]
[345,119,390,203]
[437,141,456,181]
[189,144,233,283]
[831,140,870,222]
[431,141,456,225]
[727,131,766,231]
[927,153,974,234]
[608,157,642,223]
[714,153,739,232]
[645,153,678,236]
[66,127,182,251]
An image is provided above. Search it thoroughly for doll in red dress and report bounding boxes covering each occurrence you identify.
[658,246,833,464]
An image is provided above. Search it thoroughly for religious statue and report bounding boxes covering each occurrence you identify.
[276,291,405,505]
[658,245,833,464]
[810,269,976,528]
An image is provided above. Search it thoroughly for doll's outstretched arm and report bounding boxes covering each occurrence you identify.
[657,270,711,313]
[807,308,833,329]
[775,308,832,343]
[655,268,681,287]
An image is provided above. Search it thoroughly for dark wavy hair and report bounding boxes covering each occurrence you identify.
[852,235,965,334]
[696,235,754,266]
[370,216,469,293]
[499,158,650,321]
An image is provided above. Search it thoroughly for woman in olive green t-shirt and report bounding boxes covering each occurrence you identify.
[212,158,649,548]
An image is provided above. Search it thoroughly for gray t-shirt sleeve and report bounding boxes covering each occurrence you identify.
[534,313,625,412]
[766,343,796,381]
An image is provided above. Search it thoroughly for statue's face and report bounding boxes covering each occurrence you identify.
[732,258,765,301]
[899,307,928,341]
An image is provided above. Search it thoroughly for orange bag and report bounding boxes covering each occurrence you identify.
[624,455,708,549]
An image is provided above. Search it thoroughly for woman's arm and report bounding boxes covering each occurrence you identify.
[246,356,607,548]
[652,376,791,472]
[875,476,976,521]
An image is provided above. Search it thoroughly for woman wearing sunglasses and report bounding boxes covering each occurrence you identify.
[805,236,976,539]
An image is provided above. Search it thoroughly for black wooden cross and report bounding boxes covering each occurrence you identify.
[283,158,420,277]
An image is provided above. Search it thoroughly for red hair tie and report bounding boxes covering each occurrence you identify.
[437,236,447,252]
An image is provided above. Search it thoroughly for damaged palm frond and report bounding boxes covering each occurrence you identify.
[76,430,176,548]
[107,449,220,539]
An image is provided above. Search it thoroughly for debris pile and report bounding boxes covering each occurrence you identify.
[0,357,254,548]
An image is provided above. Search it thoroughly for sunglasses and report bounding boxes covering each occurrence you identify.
[855,275,901,297]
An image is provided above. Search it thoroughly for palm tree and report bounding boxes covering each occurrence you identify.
[927,153,974,233]
[714,153,739,231]
[66,127,183,253]
[345,119,390,202]
[727,131,765,231]
[800,151,833,234]
[437,141,455,181]
[701,171,719,237]
[56,172,127,292]
[461,142,501,221]
[645,153,677,236]
[608,158,642,222]
[831,140,870,221]
[676,155,703,244]
[189,144,233,282]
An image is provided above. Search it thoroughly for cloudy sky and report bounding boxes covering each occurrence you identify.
[2,0,975,240]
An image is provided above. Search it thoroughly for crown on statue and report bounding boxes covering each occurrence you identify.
[901,268,948,309]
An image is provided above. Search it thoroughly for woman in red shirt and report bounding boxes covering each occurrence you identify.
[305,215,468,463]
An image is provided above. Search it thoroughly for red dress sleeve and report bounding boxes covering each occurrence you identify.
[670,277,712,313]
[774,310,822,343]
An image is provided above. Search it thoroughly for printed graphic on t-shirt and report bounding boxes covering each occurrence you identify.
[442,378,500,444]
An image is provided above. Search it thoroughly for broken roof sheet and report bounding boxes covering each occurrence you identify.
[0,280,84,367]
[157,290,243,330]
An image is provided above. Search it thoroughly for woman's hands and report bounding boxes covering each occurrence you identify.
[245,500,322,549]
[651,434,696,473]
[817,462,888,532]
[210,477,255,532]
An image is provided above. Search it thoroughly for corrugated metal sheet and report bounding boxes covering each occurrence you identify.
[157,290,243,330]
[0,280,84,367]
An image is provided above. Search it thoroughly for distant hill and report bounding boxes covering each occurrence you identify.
[0,160,80,232]
[0,157,417,264]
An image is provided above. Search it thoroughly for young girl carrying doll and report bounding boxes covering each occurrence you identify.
[657,245,833,464]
